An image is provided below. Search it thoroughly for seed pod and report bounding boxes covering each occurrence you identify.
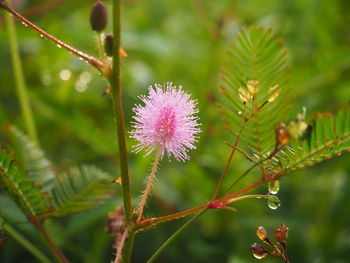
[251,243,269,259]
[104,34,114,57]
[90,1,108,32]
[274,223,288,244]
[256,226,268,241]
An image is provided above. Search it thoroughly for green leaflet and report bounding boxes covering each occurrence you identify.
[7,126,55,192]
[49,165,115,217]
[267,104,350,174]
[2,127,116,218]
[0,149,54,219]
[220,27,292,162]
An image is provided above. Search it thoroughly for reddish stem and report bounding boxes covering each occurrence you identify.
[137,177,269,230]
[0,1,103,72]
[33,220,69,263]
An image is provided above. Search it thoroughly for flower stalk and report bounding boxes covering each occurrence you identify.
[138,150,162,222]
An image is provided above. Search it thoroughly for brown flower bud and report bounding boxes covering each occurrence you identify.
[251,243,269,259]
[104,34,114,57]
[256,226,268,241]
[90,1,108,32]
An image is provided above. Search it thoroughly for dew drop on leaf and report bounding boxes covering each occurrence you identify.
[267,195,281,210]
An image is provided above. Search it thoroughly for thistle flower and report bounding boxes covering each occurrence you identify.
[130,83,200,161]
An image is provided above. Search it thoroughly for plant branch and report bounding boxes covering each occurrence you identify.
[137,150,162,221]
[0,1,103,72]
[146,208,208,263]
[36,221,69,263]
[4,2,38,144]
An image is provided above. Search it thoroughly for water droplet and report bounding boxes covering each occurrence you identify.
[251,243,269,259]
[267,195,281,210]
[256,226,268,241]
[40,34,44,38]
[56,44,62,48]
[268,180,280,194]
[238,111,242,115]
[21,21,28,27]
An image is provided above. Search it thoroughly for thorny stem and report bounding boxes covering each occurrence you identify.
[4,1,38,144]
[138,150,162,222]
[0,1,103,72]
[114,228,129,263]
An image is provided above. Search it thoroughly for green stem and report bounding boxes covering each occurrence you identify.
[0,221,51,263]
[110,0,134,262]
[122,228,135,263]
[146,208,208,263]
[110,0,132,225]
[4,1,38,144]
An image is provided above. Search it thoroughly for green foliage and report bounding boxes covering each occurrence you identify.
[220,27,292,161]
[7,126,55,191]
[1,127,115,219]
[267,104,350,174]
[0,149,54,219]
[49,165,115,217]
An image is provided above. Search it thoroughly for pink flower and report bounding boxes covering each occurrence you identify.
[130,83,200,161]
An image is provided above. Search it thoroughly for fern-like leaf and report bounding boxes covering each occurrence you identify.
[267,104,350,174]
[49,165,115,217]
[0,150,54,219]
[7,126,55,191]
[220,27,292,162]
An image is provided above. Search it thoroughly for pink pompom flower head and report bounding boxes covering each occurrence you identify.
[130,83,201,161]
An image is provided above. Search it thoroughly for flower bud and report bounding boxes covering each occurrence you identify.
[90,1,108,32]
[104,34,114,57]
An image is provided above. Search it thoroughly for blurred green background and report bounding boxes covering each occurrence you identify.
[1,0,350,262]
